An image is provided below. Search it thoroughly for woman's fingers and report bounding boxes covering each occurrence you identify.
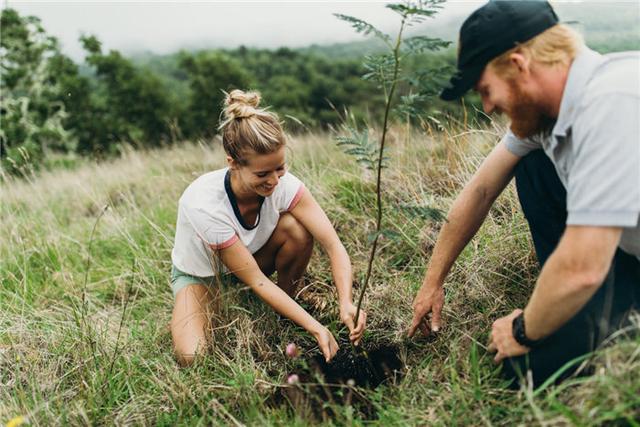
[320,341,332,362]
[353,310,366,334]
[343,314,356,333]
[320,330,340,362]
[331,333,339,351]
[348,310,367,345]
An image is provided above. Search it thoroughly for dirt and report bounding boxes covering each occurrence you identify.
[269,341,404,420]
[314,343,404,388]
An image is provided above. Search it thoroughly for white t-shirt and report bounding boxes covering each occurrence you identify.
[171,168,305,277]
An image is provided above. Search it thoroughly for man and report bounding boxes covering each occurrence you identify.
[408,0,639,387]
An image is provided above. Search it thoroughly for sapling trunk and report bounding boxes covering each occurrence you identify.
[354,19,406,326]
[336,1,450,328]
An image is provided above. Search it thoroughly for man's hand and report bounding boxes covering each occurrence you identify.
[340,302,367,346]
[488,309,530,363]
[408,283,444,338]
[313,326,339,362]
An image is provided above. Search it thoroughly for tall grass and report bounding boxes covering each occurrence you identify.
[1,126,638,425]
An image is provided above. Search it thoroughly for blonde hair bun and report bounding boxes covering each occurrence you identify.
[218,89,286,164]
[223,89,261,121]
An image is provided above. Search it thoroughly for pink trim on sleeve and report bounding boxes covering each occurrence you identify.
[286,184,306,211]
[209,234,239,250]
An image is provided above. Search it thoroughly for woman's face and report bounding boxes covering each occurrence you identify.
[231,146,287,198]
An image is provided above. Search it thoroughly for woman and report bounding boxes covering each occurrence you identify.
[170,89,367,366]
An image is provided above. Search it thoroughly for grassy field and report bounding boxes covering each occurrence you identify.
[1,123,638,426]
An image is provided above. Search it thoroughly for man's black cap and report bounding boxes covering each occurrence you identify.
[440,0,559,101]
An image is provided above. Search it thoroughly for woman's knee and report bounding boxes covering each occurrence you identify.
[278,213,313,249]
[171,321,208,367]
[174,340,206,367]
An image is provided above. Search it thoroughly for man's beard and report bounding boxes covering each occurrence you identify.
[507,79,554,139]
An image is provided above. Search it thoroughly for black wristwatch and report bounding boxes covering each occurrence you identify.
[512,312,541,348]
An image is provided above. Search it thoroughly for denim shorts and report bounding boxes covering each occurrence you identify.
[170,265,220,299]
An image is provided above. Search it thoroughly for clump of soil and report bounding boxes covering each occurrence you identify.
[269,342,404,420]
[314,343,404,387]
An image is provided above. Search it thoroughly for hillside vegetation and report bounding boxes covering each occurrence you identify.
[2,1,640,424]
[3,1,639,177]
[2,124,638,425]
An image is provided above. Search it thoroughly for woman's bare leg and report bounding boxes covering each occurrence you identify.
[171,284,219,366]
[253,212,313,296]
[171,213,311,366]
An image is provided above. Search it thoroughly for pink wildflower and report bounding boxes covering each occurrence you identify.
[285,342,299,358]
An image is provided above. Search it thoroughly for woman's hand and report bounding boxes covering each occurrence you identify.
[312,325,339,362]
[340,302,367,346]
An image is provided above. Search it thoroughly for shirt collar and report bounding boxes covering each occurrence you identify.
[552,47,606,139]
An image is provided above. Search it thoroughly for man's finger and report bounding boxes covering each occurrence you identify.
[487,331,494,350]
[420,318,430,337]
[494,352,505,364]
[431,306,442,332]
[407,316,421,338]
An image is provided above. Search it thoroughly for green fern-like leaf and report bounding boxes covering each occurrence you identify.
[387,1,447,25]
[393,93,429,119]
[403,36,451,54]
[363,54,397,86]
[333,14,391,46]
[335,126,382,171]
[405,65,454,96]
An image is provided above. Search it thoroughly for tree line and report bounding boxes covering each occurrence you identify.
[0,7,458,176]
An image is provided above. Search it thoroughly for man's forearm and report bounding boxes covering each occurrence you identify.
[523,226,621,341]
[410,144,520,337]
[523,255,603,340]
[422,144,520,288]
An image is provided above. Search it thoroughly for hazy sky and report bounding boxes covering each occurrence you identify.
[4,1,483,61]
[7,1,636,62]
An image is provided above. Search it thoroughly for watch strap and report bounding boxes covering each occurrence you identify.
[512,312,541,348]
